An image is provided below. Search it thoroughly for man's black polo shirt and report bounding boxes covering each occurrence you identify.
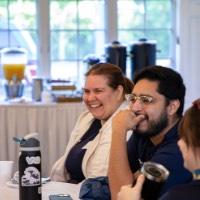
[127,122,192,199]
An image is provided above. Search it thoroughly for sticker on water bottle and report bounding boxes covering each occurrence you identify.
[21,166,41,186]
[26,156,41,165]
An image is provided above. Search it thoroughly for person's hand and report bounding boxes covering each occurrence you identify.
[193,98,200,109]
[117,174,145,200]
[112,109,145,134]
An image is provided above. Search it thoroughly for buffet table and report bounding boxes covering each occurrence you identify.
[0,101,86,176]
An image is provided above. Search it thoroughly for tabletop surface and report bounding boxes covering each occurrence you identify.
[0,181,81,200]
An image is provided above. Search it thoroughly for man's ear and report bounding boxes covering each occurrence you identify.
[116,85,124,101]
[167,99,180,115]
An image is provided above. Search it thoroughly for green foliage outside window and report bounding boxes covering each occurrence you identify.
[0,0,174,80]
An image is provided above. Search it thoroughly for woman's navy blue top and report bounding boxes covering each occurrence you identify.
[65,119,102,183]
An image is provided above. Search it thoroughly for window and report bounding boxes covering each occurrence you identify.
[117,0,175,62]
[0,0,37,77]
[50,0,106,85]
[0,0,175,88]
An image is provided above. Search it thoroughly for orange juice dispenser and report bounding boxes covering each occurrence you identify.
[0,47,27,99]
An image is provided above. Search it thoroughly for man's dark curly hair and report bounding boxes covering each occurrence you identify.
[134,66,185,116]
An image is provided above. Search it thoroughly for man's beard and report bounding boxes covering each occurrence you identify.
[135,111,169,137]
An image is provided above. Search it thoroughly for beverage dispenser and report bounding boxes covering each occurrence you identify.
[0,47,27,99]
[130,38,156,79]
[105,41,127,74]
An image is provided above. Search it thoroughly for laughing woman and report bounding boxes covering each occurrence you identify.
[50,63,133,183]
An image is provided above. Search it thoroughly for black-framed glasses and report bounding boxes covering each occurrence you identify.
[125,94,154,105]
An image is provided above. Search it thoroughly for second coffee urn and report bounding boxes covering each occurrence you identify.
[130,38,156,79]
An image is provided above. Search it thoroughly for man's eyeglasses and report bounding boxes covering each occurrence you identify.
[125,94,154,105]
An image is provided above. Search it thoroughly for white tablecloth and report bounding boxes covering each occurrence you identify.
[0,102,85,176]
[0,181,81,200]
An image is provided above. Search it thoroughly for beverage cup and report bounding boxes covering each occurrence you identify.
[0,161,14,185]
[140,161,169,200]
[32,78,43,101]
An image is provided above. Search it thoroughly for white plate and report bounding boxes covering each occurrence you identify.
[6,177,50,188]
[6,180,19,188]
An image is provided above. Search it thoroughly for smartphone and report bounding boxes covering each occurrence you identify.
[49,194,73,200]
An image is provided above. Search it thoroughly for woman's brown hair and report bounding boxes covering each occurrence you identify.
[85,62,133,95]
[179,104,200,153]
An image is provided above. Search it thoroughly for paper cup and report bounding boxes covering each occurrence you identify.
[0,161,14,185]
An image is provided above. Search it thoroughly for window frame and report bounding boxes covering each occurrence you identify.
[1,0,176,79]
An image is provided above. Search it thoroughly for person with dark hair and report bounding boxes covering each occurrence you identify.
[108,66,192,200]
[117,99,200,200]
[161,98,200,200]
[50,63,133,183]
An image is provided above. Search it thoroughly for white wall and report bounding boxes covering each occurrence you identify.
[178,0,200,109]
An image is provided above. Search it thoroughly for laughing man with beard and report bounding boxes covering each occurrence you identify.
[108,66,192,200]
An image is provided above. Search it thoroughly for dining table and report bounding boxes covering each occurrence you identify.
[0,181,81,200]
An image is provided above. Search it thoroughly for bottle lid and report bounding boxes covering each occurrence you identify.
[20,133,40,148]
